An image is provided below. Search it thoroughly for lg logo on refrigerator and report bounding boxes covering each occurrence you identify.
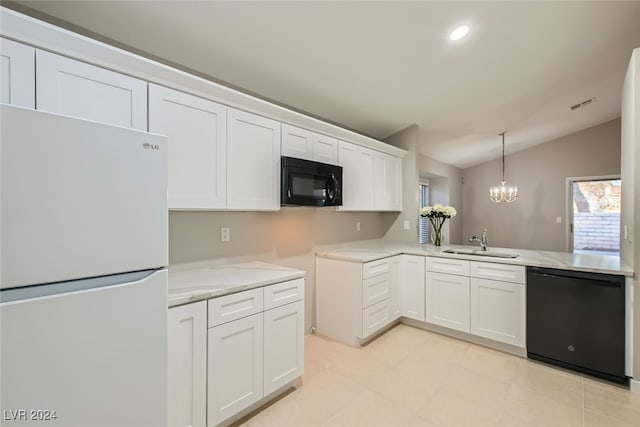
[142,142,160,150]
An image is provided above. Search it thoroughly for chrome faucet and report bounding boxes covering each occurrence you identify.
[469,229,488,251]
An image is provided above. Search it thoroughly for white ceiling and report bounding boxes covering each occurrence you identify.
[13,1,640,168]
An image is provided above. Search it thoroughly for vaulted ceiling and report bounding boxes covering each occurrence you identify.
[11,1,640,168]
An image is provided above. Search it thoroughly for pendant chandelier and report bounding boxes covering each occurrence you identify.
[489,131,518,203]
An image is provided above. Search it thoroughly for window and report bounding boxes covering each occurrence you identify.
[569,177,621,255]
[418,182,429,244]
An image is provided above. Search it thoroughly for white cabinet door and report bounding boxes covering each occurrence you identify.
[313,133,338,165]
[282,123,313,161]
[282,124,338,165]
[227,108,281,210]
[389,255,402,320]
[0,38,34,108]
[373,152,387,210]
[386,155,403,211]
[425,271,470,332]
[337,140,374,211]
[263,300,304,395]
[373,152,402,211]
[168,302,207,427]
[149,84,227,210]
[401,255,426,321]
[470,277,525,347]
[36,50,147,130]
[208,313,263,427]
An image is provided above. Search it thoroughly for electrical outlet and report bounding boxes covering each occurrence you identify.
[356,221,361,232]
[220,227,230,242]
[403,220,410,230]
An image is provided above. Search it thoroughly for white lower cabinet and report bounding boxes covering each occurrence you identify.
[425,271,471,332]
[316,256,397,346]
[168,301,207,427]
[208,313,263,427]
[388,255,402,320]
[470,263,525,347]
[362,298,392,337]
[425,258,526,348]
[205,279,304,426]
[264,300,305,395]
[400,255,426,321]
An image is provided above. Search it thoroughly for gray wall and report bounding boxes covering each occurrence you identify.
[382,125,421,244]
[169,209,389,332]
[462,119,621,251]
[419,155,463,244]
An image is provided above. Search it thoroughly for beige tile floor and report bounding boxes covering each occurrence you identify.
[238,324,639,427]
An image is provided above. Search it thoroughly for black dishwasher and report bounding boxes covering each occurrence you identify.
[526,266,626,383]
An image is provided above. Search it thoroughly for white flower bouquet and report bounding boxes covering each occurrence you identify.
[420,204,457,246]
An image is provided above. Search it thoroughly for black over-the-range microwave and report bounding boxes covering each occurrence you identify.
[281,156,343,207]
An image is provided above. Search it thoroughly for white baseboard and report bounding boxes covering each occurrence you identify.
[630,378,640,394]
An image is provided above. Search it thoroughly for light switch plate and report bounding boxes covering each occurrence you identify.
[556,217,562,224]
[403,220,410,230]
[356,221,361,232]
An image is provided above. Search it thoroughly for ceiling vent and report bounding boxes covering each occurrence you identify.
[569,97,596,111]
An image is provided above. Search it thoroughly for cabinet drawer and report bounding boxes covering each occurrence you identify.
[470,261,525,284]
[363,258,390,279]
[362,273,390,308]
[208,288,264,327]
[426,257,470,276]
[264,278,304,310]
[361,299,391,338]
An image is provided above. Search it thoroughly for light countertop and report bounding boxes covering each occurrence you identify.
[167,261,305,308]
[317,243,634,277]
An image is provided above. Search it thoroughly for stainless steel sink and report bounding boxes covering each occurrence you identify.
[443,249,519,258]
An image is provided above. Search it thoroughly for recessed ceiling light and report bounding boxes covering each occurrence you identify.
[449,25,469,41]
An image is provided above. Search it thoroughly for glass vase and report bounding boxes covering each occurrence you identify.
[431,231,443,246]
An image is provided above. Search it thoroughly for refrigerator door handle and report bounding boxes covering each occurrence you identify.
[0,268,164,304]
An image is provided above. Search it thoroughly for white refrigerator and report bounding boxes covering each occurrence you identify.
[0,105,168,426]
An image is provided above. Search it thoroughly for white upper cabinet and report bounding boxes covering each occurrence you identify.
[36,50,147,130]
[313,133,339,165]
[338,140,402,211]
[282,124,338,165]
[149,84,227,210]
[338,140,374,211]
[282,124,313,160]
[373,151,402,211]
[0,38,35,108]
[386,155,402,211]
[227,108,281,210]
